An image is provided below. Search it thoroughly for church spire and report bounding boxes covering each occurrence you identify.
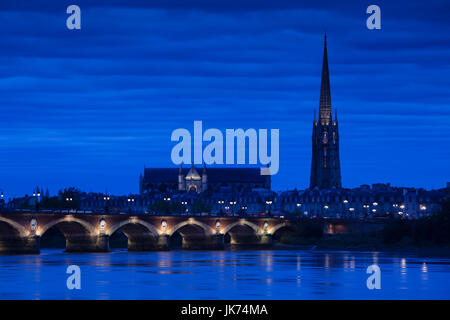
[310,34,342,190]
[319,33,332,124]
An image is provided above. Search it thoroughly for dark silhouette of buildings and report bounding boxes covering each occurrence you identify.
[140,165,270,194]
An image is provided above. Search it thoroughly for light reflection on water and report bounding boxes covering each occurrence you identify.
[0,249,449,300]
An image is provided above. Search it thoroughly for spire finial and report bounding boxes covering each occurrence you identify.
[319,33,332,123]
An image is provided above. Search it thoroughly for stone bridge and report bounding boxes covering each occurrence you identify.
[0,212,294,254]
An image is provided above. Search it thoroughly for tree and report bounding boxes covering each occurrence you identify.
[191,200,211,214]
[58,187,81,210]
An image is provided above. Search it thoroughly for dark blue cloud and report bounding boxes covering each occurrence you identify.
[0,0,449,197]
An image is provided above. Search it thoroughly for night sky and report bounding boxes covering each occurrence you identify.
[0,0,449,198]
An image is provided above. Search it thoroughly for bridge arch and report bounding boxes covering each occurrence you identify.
[107,219,159,237]
[167,219,214,236]
[38,217,97,237]
[222,220,262,246]
[167,219,215,250]
[222,220,262,235]
[107,219,160,251]
[0,217,28,238]
[269,222,296,242]
[37,217,100,252]
[268,222,291,235]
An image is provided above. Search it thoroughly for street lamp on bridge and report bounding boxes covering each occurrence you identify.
[229,201,236,215]
[0,188,5,210]
[265,200,273,217]
[65,197,73,211]
[181,201,189,214]
[103,195,111,213]
[323,205,329,217]
[217,200,224,215]
[241,205,248,217]
[33,187,41,212]
[127,196,135,214]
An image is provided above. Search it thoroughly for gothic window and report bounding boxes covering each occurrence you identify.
[323,132,328,144]
[333,132,336,144]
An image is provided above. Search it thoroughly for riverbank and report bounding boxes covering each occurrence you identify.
[275,235,450,257]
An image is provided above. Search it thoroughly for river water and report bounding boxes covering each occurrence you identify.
[0,249,449,299]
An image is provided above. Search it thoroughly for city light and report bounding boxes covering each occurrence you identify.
[30,218,37,231]
[99,219,106,231]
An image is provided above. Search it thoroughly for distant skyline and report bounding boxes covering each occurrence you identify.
[0,0,449,198]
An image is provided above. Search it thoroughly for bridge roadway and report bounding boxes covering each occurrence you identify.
[0,210,294,254]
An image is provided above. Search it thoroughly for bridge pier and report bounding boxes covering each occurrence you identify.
[210,234,225,250]
[0,235,40,254]
[128,236,158,251]
[259,234,273,247]
[156,234,170,251]
[180,234,225,250]
[228,233,273,248]
[65,234,109,253]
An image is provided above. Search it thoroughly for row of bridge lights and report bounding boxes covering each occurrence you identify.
[96,218,270,235]
[28,216,271,237]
